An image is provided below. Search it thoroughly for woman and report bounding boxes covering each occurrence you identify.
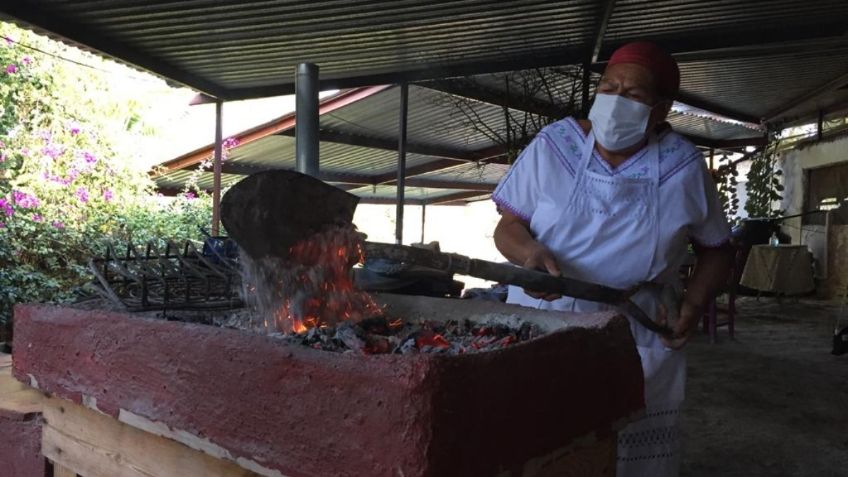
[492,42,732,476]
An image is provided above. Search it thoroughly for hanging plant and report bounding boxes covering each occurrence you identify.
[714,154,741,223]
[744,139,784,219]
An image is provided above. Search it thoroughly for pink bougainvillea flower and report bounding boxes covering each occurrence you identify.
[222,137,240,149]
[22,56,32,66]
[5,64,17,74]
[67,121,82,136]
[0,222,5,229]
[75,186,89,203]
[32,214,43,222]
[51,220,64,229]
[62,168,79,184]
[0,199,14,217]
[12,190,39,209]
[41,144,63,160]
[3,36,13,46]
[102,189,114,202]
[184,191,197,201]
[80,150,97,164]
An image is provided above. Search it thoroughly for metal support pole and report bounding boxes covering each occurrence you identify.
[709,148,715,170]
[581,63,591,119]
[211,99,223,236]
[295,62,319,177]
[817,109,824,140]
[395,83,409,245]
[420,204,426,244]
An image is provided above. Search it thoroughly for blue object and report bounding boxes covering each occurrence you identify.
[201,236,239,263]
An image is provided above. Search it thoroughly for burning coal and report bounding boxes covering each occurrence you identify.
[240,226,382,334]
[284,316,543,355]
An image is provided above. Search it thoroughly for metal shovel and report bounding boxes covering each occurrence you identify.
[221,170,672,337]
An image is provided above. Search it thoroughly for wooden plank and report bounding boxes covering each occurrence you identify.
[0,388,45,416]
[42,398,260,477]
[53,463,78,477]
[0,354,45,417]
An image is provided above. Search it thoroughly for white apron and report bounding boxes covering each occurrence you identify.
[506,132,686,476]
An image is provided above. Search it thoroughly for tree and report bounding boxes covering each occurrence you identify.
[744,138,784,219]
[0,24,211,333]
[427,66,588,164]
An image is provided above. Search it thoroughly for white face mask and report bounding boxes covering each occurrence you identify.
[588,93,653,152]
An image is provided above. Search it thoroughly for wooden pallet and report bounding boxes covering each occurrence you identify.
[42,397,260,477]
[2,354,259,477]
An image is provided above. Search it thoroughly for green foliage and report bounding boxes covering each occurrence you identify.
[744,139,785,219]
[0,24,211,328]
[714,155,741,224]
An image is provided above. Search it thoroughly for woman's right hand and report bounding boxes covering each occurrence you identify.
[522,243,563,301]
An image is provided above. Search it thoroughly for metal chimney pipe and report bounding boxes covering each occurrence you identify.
[295,62,319,177]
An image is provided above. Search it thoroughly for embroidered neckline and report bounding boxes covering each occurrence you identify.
[564,117,651,175]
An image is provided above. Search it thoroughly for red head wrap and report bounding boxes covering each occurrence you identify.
[607,42,680,99]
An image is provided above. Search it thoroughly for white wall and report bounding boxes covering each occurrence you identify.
[779,136,848,243]
[779,136,848,296]
[353,201,503,289]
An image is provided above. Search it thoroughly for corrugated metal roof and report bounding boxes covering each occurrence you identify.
[6,0,848,205]
[320,85,502,151]
[152,79,757,205]
[678,44,848,122]
[666,111,757,141]
[606,0,848,41]
[3,0,845,127]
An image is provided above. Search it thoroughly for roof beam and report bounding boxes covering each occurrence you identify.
[216,161,373,187]
[278,128,478,162]
[426,191,492,205]
[226,47,588,100]
[212,161,497,192]
[358,197,423,206]
[680,134,768,150]
[155,86,391,173]
[0,5,227,98]
[590,0,617,64]
[371,146,509,184]
[764,69,848,124]
[395,179,495,192]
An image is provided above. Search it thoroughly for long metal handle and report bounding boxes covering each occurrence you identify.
[363,242,673,336]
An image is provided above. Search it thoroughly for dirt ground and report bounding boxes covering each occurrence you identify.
[681,297,848,477]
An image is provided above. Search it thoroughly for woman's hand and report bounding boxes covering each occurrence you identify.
[657,301,702,350]
[522,243,563,301]
[494,211,564,301]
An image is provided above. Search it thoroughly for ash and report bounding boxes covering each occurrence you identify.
[276,315,543,355]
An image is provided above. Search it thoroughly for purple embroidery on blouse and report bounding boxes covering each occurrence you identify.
[492,194,532,222]
[660,151,702,184]
[563,117,650,176]
[537,132,575,177]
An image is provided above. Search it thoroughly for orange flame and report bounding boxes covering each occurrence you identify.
[272,227,380,334]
